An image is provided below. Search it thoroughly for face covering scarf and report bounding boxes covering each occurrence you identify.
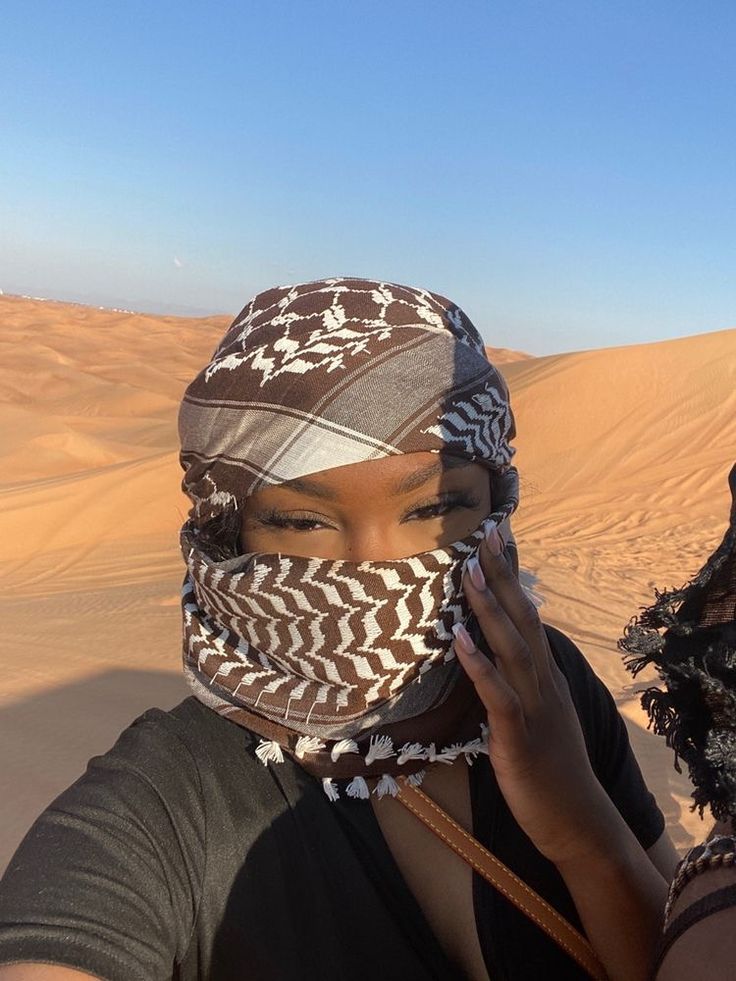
[179,278,519,800]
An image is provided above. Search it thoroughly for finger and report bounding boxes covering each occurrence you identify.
[477,520,555,683]
[463,554,540,705]
[451,622,525,739]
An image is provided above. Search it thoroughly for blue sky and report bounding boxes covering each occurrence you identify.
[2,0,735,354]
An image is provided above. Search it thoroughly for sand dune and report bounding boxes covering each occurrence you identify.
[1,293,734,868]
[484,345,532,364]
[504,329,735,848]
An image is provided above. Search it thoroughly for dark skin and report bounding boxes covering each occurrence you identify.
[238,451,491,560]
[2,452,677,981]
[656,863,736,980]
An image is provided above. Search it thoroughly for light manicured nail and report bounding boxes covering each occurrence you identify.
[485,520,502,556]
[466,555,486,591]
[452,622,475,655]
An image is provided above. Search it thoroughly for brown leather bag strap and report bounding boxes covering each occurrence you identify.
[395,781,607,981]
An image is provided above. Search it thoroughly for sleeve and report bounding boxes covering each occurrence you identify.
[0,709,206,981]
[545,625,666,851]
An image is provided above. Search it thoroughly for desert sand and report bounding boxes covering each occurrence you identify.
[1,292,734,870]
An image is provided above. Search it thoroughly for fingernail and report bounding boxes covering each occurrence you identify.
[466,555,486,591]
[452,622,475,655]
[485,520,502,556]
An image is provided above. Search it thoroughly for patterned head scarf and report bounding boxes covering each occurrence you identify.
[178,277,519,800]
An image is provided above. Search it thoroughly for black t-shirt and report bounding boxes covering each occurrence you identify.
[0,627,664,981]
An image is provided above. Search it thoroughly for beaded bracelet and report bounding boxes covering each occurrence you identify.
[665,835,736,921]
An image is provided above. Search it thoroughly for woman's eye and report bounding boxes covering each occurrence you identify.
[279,518,325,531]
[404,494,480,522]
[258,513,330,532]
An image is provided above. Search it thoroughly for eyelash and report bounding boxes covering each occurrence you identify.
[256,492,481,532]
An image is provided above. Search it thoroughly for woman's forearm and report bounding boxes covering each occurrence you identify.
[655,862,736,979]
[555,799,669,981]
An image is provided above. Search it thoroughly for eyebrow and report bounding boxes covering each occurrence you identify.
[276,476,338,500]
[392,456,471,495]
[277,455,472,502]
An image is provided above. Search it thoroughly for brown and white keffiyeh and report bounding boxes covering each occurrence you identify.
[178,278,519,800]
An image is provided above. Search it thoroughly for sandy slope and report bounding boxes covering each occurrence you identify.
[484,345,532,364]
[1,293,734,869]
[504,329,736,849]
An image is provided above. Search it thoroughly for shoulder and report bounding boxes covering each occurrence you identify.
[541,623,624,758]
[543,624,666,848]
[82,698,206,792]
[543,623,612,708]
[46,696,262,842]
[543,623,592,676]
[0,701,234,980]
[74,696,276,830]
[87,698,295,831]
[88,696,256,781]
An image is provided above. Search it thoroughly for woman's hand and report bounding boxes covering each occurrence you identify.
[452,521,619,866]
[453,523,670,979]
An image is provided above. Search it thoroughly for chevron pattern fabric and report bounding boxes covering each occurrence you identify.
[182,525,484,729]
[177,278,519,792]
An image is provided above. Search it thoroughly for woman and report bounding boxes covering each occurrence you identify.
[0,278,676,980]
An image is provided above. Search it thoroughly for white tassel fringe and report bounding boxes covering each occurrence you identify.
[322,777,340,802]
[346,775,370,799]
[294,736,325,759]
[397,741,428,765]
[255,739,284,766]
[374,774,399,799]
[288,721,494,804]
[458,737,486,764]
[427,742,458,764]
[330,738,359,762]
[365,734,395,766]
